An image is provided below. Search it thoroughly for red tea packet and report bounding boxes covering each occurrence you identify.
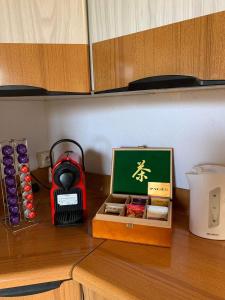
[126,204,145,218]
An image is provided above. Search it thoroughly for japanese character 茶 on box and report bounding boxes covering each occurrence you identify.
[92,147,173,247]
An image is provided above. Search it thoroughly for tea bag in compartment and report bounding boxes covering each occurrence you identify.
[146,205,168,221]
[104,203,125,215]
[106,195,128,204]
[126,204,145,218]
[151,197,169,207]
[126,195,148,218]
[131,196,148,206]
[104,195,128,215]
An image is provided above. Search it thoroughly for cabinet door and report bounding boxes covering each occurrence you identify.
[89,0,225,92]
[0,0,90,93]
[0,280,80,300]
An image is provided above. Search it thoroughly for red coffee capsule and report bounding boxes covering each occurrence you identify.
[24,175,31,182]
[28,211,36,219]
[24,184,31,192]
[21,165,29,173]
[25,193,33,201]
[26,201,33,210]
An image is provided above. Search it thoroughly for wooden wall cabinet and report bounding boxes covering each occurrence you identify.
[0,0,90,93]
[1,1,225,94]
[88,1,225,92]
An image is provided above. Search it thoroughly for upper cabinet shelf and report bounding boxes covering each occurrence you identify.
[88,0,225,93]
[0,0,90,94]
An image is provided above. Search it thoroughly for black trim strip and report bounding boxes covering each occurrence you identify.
[93,75,225,94]
[0,281,63,297]
[1,76,225,96]
[128,75,225,90]
[94,86,128,94]
[0,85,90,97]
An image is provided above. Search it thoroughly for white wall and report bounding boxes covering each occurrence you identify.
[0,100,49,170]
[46,89,225,189]
[1,90,224,189]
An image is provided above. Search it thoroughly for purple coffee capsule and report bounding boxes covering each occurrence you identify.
[9,205,19,215]
[4,166,16,176]
[2,145,13,156]
[16,144,27,155]
[18,154,29,164]
[7,195,18,206]
[5,176,16,187]
[7,186,17,195]
[3,156,14,166]
[10,214,20,225]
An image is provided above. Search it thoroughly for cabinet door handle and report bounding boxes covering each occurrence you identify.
[0,85,48,96]
[128,75,225,91]
[0,280,63,297]
[0,85,91,96]
[94,76,225,94]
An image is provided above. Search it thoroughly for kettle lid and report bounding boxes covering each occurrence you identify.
[191,164,225,174]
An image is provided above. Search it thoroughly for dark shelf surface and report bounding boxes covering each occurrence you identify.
[0,85,90,97]
[94,75,225,94]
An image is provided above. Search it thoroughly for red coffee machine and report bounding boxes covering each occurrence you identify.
[50,139,86,226]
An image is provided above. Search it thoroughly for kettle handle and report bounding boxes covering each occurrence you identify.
[49,139,85,171]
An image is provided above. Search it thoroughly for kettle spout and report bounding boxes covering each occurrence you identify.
[186,172,198,187]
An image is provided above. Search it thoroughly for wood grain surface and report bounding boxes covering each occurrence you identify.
[88,0,225,43]
[0,170,106,289]
[0,0,88,44]
[0,280,80,300]
[93,219,172,247]
[93,11,225,91]
[0,44,90,92]
[82,286,109,300]
[0,169,190,295]
[74,211,225,300]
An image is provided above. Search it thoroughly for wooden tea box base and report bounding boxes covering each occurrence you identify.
[92,218,172,247]
[92,195,172,247]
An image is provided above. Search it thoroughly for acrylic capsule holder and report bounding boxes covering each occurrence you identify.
[0,139,38,232]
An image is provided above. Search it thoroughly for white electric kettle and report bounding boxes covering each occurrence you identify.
[187,164,225,240]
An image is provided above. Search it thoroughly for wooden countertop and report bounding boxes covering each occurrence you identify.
[73,210,225,300]
[1,169,224,299]
[0,170,106,289]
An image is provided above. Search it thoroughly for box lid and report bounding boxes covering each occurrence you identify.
[110,148,173,198]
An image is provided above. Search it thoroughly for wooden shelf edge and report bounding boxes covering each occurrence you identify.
[0,83,224,101]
